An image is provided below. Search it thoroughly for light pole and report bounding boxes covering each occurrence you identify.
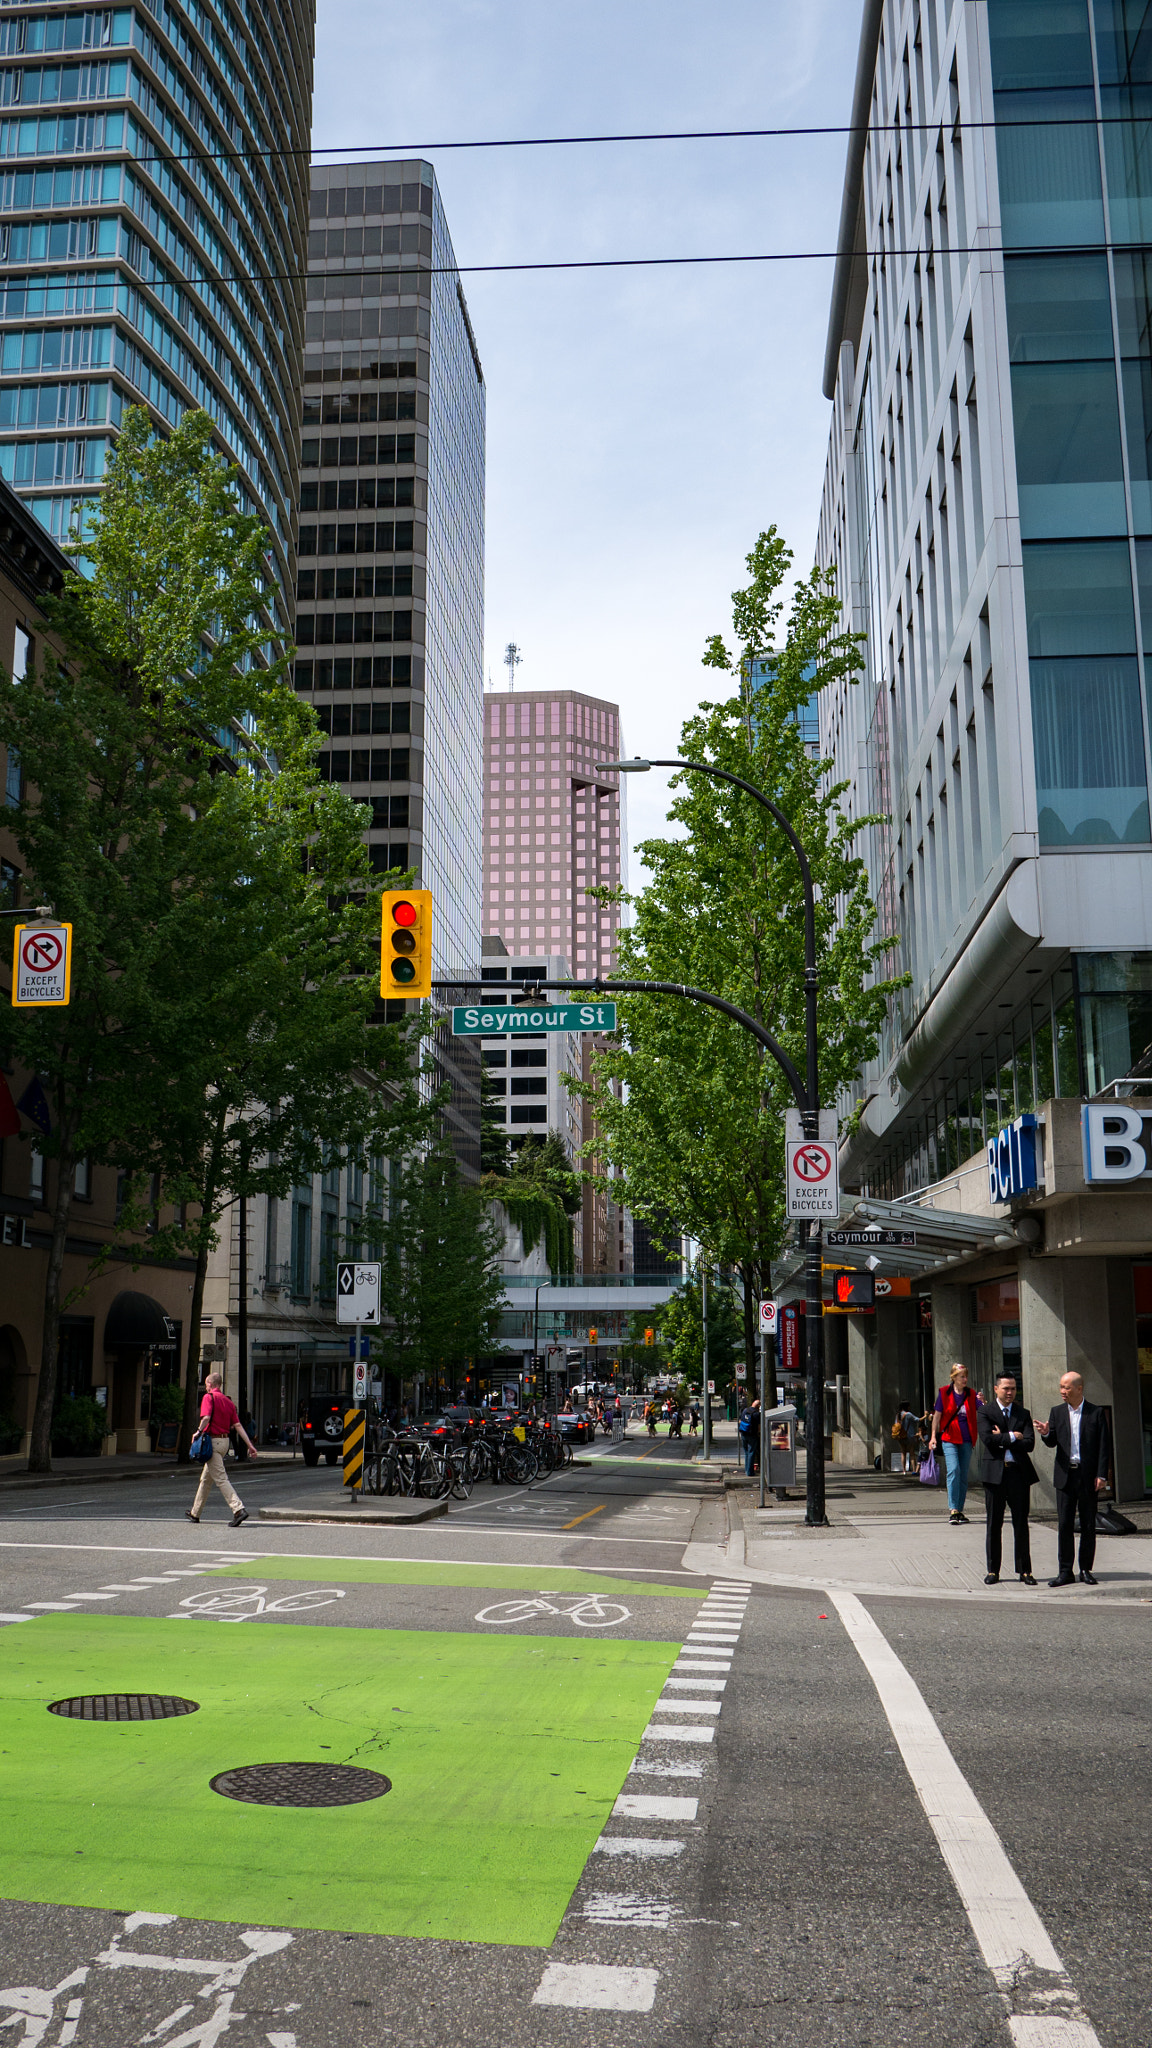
[701,1254,711,1462]
[604,755,828,1528]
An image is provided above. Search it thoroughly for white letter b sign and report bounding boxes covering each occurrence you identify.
[1081,1103,1148,1183]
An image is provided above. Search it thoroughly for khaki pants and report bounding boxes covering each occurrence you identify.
[193,1436,243,1517]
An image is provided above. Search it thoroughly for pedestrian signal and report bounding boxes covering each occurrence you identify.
[381,888,432,1000]
[644,1327,654,1346]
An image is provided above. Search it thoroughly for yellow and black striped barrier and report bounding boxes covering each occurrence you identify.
[342,1407,365,1491]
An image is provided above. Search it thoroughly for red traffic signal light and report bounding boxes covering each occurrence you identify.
[381,888,432,1000]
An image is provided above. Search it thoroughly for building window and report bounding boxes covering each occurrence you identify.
[4,745,20,808]
[0,857,18,909]
[291,1193,312,1299]
[30,1145,43,1199]
[1024,541,1150,844]
[73,1156,90,1199]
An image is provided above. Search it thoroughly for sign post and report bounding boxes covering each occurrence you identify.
[11,921,72,1008]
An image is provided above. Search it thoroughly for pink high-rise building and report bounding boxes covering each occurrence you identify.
[483,689,627,970]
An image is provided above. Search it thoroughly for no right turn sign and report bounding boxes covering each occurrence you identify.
[12,922,72,1007]
[785,1108,840,1220]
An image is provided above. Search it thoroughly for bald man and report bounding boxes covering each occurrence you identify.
[1034,1372,1111,1587]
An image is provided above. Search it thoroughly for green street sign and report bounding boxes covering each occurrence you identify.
[452,1001,617,1036]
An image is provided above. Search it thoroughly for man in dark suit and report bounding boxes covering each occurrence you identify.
[977,1373,1037,1585]
[1034,1371,1111,1587]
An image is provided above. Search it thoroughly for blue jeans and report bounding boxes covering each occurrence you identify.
[743,1436,756,1475]
[942,1440,973,1513]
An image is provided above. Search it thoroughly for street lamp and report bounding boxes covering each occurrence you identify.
[604,754,828,1527]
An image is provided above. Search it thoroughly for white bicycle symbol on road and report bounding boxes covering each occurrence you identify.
[178,1583,346,1622]
[475,1594,630,1628]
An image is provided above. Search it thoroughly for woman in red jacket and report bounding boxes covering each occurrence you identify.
[929,1361,984,1525]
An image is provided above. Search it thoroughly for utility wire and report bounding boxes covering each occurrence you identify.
[99,111,1152,172]
[3,239,1123,293]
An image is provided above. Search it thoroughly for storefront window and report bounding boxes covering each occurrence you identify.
[1076,950,1152,1090]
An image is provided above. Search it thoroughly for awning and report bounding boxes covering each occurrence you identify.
[103,1291,177,1349]
[775,1195,1026,1289]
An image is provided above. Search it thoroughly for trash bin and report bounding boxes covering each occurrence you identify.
[765,1404,797,1492]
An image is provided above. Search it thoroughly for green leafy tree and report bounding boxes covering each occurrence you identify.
[578,528,906,1377]
[479,1063,510,1176]
[661,1273,742,1385]
[0,407,431,1469]
[373,1148,506,1403]
[508,1131,582,1214]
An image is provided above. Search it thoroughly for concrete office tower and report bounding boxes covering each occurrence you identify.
[297,159,485,1168]
[817,0,1152,1496]
[0,0,311,622]
[483,689,627,971]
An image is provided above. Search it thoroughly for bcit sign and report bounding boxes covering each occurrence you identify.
[987,1113,1039,1203]
[1081,1102,1152,1182]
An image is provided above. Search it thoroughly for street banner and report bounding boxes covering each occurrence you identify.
[452,1001,616,1036]
[12,922,72,1008]
[336,1261,381,1325]
[785,1107,839,1220]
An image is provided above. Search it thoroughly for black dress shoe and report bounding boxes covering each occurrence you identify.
[1019,1573,1037,1586]
[1047,1572,1075,1587]
[983,1573,999,1585]
[1079,1570,1098,1585]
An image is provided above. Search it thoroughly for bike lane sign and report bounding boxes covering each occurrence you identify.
[12,921,72,1007]
[784,1107,840,1220]
[336,1259,381,1324]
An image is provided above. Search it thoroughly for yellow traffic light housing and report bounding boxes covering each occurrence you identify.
[644,1327,654,1347]
[381,888,432,1000]
[588,1326,598,1345]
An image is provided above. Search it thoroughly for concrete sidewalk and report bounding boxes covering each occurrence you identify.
[685,1457,1152,1605]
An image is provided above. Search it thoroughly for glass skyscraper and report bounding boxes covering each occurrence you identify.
[0,0,311,627]
[296,158,485,1170]
[817,0,1152,1498]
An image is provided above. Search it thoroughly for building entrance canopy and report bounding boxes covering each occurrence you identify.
[782,1196,1027,1284]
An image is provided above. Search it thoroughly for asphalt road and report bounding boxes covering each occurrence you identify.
[0,1438,1148,2047]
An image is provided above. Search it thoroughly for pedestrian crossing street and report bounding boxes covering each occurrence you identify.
[533,1577,750,2013]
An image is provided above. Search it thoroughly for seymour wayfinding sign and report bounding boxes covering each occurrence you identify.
[452,1001,617,1036]
[12,922,72,1008]
[785,1108,840,1221]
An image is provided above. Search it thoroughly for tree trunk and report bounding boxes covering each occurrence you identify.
[28,1119,78,1473]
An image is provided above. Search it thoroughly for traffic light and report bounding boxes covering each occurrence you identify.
[381,888,432,1000]
[644,1327,654,1347]
[588,1327,598,1345]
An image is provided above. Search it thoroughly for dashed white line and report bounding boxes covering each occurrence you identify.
[594,1836,685,1859]
[614,1794,698,1821]
[583,1895,672,1926]
[533,1963,659,2012]
[642,1721,715,1743]
[650,1699,722,1717]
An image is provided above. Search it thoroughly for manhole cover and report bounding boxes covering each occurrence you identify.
[210,1762,391,1807]
[48,1694,200,1722]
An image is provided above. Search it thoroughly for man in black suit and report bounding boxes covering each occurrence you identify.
[1034,1371,1112,1587]
[977,1373,1037,1585]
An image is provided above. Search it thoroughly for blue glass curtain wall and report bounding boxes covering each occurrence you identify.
[990,0,1152,843]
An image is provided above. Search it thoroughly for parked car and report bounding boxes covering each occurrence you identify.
[558,1411,595,1445]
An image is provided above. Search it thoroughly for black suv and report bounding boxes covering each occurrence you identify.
[298,1395,350,1466]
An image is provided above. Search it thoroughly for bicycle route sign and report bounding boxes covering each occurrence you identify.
[11,921,72,1008]
[784,1107,840,1220]
[452,1001,616,1036]
[336,1260,381,1325]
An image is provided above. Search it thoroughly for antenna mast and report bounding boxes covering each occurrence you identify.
[504,641,522,692]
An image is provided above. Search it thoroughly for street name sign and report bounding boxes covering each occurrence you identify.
[759,1299,779,1336]
[336,1260,381,1325]
[12,921,72,1008]
[452,1001,617,1036]
[785,1108,839,1221]
[826,1228,916,1248]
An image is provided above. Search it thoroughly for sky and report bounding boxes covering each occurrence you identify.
[311,0,863,876]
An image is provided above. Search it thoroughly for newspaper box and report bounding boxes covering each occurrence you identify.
[765,1404,797,1490]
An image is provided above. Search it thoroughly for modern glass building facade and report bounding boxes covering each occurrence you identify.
[0,0,311,623]
[295,158,485,1171]
[817,0,1152,1495]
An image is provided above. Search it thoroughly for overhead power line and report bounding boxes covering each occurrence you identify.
[47,238,1130,293]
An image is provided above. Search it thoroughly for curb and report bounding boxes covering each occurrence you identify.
[257,1500,449,1526]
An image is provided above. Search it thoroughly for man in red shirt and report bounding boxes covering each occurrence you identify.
[186,1371,258,1527]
